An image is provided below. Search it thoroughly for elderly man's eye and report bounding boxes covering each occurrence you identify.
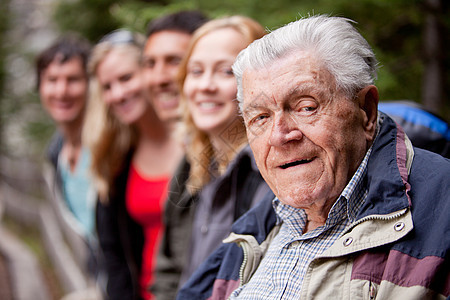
[246,114,269,136]
[302,106,316,112]
[297,100,318,113]
[253,114,270,126]
[253,114,269,124]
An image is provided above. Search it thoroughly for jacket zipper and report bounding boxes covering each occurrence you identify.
[344,208,407,234]
[238,240,249,287]
[369,281,377,299]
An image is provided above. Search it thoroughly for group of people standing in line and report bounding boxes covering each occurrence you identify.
[37,10,271,300]
[36,9,450,300]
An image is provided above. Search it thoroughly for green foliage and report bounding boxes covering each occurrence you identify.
[24,120,56,156]
[326,0,424,102]
[53,0,124,42]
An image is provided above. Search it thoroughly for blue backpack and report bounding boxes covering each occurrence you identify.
[379,101,450,159]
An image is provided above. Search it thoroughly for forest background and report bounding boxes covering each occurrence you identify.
[0,0,449,159]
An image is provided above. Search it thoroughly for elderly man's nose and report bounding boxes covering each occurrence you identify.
[269,113,303,146]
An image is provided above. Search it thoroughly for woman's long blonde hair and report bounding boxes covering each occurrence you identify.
[83,31,145,202]
[177,16,266,192]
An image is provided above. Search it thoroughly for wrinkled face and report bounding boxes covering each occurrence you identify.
[242,51,373,209]
[143,30,191,123]
[39,57,87,125]
[96,49,149,125]
[183,28,247,137]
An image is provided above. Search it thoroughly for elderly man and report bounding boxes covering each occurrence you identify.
[177,15,450,300]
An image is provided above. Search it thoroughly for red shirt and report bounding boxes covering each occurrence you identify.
[126,164,169,300]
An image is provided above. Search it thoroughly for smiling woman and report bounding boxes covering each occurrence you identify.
[177,16,267,190]
[84,29,183,300]
[183,27,246,142]
[96,46,149,124]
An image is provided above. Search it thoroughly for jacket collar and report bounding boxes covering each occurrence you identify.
[356,112,414,220]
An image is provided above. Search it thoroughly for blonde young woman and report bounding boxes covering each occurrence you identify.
[151,16,272,300]
[84,30,183,300]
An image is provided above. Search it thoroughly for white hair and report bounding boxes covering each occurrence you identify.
[232,15,378,109]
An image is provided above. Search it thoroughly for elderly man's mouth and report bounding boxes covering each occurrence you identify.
[279,158,313,169]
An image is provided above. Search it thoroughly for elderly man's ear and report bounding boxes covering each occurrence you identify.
[357,85,379,143]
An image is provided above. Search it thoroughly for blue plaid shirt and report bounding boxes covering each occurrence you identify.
[230,147,372,299]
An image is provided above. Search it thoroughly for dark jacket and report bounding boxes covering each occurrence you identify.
[178,113,450,300]
[47,131,64,171]
[96,152,145,300]
[151,145,272,300]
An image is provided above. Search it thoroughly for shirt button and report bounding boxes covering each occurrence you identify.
[343,237,353,247]
[201,225,208,234]
[394,222,405,231]
[290,241,300,249]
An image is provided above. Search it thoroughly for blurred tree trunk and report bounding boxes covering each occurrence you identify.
[422,0,444,114]
[0,0,10,155]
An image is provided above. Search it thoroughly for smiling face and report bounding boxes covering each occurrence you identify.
[96,48,149,125]
[183,28,247,137]
[39,57,87,126]
[242,51,376,210]
[143,30,191,123]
